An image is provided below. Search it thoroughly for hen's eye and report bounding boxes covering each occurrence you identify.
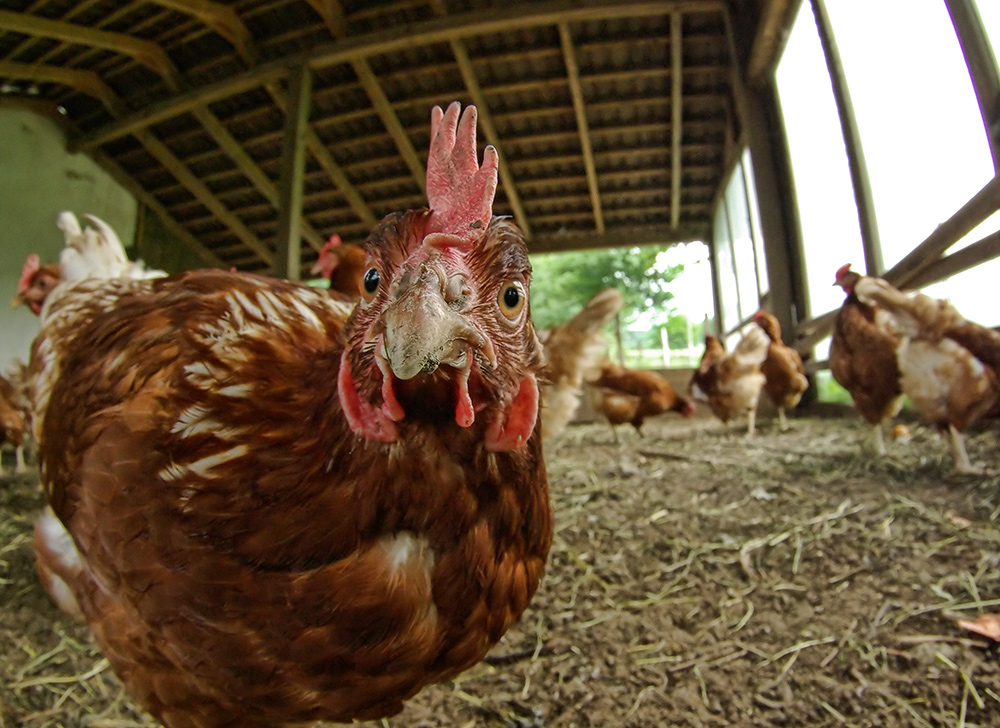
[498,281,526,320]
[361,267,380,302]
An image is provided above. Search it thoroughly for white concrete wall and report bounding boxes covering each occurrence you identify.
[0,107,137,372]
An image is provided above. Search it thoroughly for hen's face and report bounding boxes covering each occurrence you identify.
[338,211,543,451]
[14,269,61,315]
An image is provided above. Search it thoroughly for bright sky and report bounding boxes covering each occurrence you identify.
[777,0,1000,327]
[634,1,1000,336]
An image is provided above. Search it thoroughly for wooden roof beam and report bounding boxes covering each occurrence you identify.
[305,0,348,38]
[0,9,179,91]
[351,59,427,195]
[149,0,254,61]
[0,61,120,114]
[945,0,1000,172]
[670,10,684,229]
[529,224,708,254]
[136,129,274,266]
[191,105,325,252]
[745,0,802,86]
[299,0,395,228]
[559,23,604,234]
[423,0,531,236]
[90,150,227,269]
[811,0,882,275]
[73,0,725,151]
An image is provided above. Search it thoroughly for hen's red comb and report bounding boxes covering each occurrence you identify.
[424,102,498,248]
[311,235,343,277]
[835,263,853,281]
[18,254,40,294]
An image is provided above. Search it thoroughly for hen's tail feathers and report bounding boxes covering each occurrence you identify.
[539,289,624,442]
[733,325,770,368]
[855,276,965,340]
[57,212,166,283]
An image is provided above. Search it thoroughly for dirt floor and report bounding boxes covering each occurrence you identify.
[2,411,1000,728]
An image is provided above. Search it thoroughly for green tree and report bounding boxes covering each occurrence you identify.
[528,244,684,331]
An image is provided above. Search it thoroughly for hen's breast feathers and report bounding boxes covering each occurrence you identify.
[31,267,552,724]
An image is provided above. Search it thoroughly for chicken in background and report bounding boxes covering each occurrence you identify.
[752,309,809,431]
[688,326,770,436]
[591,362,695,441]
[848,269,1000,473]
[13,213,166,320]
[27,103,553,727]
[310,233,369,298]
[13,254,60,315]
[0,371,28,474]
[537,287,624,443]
[831,264,904,456]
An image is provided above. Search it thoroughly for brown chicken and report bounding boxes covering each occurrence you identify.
[537,288,624,443]
[0,372,28,473]
[14,213,165,318]
[752,310,809,431]
[592,363,694,440]
[14,253,61,315]
[688,327,769,436]
[831,264,904,456]
[310,233,369,298]
[849,270,1000,473]
[28,103,553,727]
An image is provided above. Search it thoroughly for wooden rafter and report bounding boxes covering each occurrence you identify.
[670,11,684,229]
[305,0,348,37]
[90,150,227,269]
[191,106,325,252]
[811,0,882,276]
[425,0,531,235]
[945,0,1000,172]
[559,23,604,234]
[73,0,724,151]
[0,9,179,90]
[149,0,253,60]
[530,223,709,254]
[0,61,120,114]
[136,130,274,266]
[745,0,802,85]
[351,59,428,194]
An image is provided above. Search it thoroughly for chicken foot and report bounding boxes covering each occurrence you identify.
[948,423,979,475]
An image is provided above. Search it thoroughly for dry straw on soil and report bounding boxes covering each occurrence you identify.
[2,413,999,727]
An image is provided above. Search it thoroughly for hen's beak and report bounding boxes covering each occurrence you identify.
[380,264,494,380]
[11,294,25,309]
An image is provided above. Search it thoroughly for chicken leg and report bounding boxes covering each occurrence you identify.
[948,423,977,474]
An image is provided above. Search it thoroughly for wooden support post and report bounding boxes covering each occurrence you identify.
[811,0,882,276]
[945,0,1000,173]
[707,238,724,337]
[275,64,312,280]
[724,6,805,342]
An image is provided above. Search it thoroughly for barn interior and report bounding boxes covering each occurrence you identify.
[2,1,1000,727]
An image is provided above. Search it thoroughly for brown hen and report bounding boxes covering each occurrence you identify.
[831,264,904,456]
[688,327,769,436]
[752,310,809,431]
[28,103,552,728]
[309,233,369,298]
[592,363,694,440]
[0,372,28,473]
[850,270,1000,472]
[537,288,624,443]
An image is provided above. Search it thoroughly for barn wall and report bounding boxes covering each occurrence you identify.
[0,106,137,371]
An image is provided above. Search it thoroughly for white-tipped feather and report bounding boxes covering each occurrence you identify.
[57,212,167,282]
